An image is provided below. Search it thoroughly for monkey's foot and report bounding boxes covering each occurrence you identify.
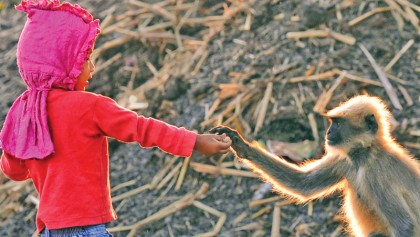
[209,126,250,158]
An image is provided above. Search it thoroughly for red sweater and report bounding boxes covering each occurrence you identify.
[0,89,197,232]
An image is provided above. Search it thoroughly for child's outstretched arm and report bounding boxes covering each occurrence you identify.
[92,95,231,157]
[194,133,231,156]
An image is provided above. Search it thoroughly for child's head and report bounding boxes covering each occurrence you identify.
[16,0,100,91]
[0,0,100,159]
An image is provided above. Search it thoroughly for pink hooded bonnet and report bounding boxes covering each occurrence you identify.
[0,0,100,159]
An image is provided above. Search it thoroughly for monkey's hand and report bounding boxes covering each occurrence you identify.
[209,126,251,158]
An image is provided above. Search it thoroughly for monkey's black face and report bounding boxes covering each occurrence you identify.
[326,115,378,147]
[326,118,344,146]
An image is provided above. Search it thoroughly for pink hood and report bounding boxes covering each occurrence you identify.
[0,0,100,159]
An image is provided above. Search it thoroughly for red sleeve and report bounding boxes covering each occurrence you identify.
[92,95,197,157]
[0,152,30,181]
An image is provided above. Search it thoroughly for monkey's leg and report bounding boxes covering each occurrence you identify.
[374,190,415,237]
[210,126,345,199]
[387,217,414,237]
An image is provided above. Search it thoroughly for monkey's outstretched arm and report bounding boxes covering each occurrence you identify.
[210,126,346,201]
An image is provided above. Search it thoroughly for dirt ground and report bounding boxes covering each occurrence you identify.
[0,0,419,236]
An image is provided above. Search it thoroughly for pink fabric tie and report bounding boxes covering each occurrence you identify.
[0,0,100,159]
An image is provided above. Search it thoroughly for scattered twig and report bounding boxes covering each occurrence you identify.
[111,184,151,203]
[152,170,179,206]
[193,201,226,237]
[359,44,403,110]
[93,36,131,61]
[397,85,413,106]
[384,39,415,72]
[271,204,281,237]
[403,142,420,149]
[383,0,409,20]
[275,199,296,207]
[385,73,413,86]
[251,206,272,219]
[249,196,283,208]
[93,53,122,75]
[307,201,313,216]
[190,162,258,178]
[348,7,393,27]
[284,69,340,84]
[254,82,273,135]
[343,72,383,87]
[150,157,178,188]
[129,0,176,22]
[111,179,136,193]
[120,183,210,237]
[402,4,420,32]
[307,113,319,144]
[313,71,347,114]
[286,29,356,45]
[175,157,190,191]
[232,211,248,226]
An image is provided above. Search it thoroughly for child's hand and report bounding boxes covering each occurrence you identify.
[194,133,232,157]
[209,126,249,158]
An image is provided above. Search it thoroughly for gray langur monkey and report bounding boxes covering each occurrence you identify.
[210,95,420,237]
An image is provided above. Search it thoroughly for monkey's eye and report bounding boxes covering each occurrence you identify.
[331,118,341,127]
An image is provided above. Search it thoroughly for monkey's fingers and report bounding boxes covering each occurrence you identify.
[209,126,236,136]
[209,126,224,134]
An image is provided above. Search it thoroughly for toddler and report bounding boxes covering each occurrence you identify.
[0,1,231,236]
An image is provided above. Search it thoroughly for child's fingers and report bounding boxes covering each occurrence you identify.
[214,133,226,141]
[218,138,232,150]
[222,136,231,143]
[218,135,231,144]
[219,148,231,154]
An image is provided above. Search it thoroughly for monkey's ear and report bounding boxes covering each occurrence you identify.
[365,114,378,133]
